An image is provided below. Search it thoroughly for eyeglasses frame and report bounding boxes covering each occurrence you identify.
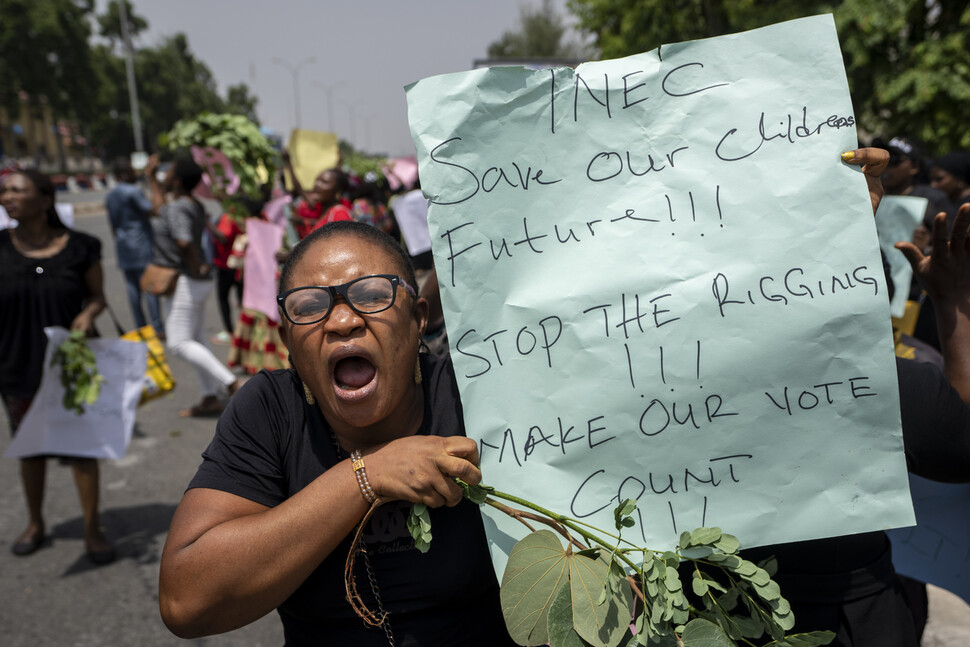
[277,274,416,326]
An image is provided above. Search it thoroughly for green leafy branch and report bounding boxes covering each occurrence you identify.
[159,112,278,217]
[50,330,104,415]
[404,481,834,647]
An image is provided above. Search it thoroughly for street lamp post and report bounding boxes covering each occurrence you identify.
[312,80,346,134]
[337,98,364,150]
[118,0,143,152]
[272,56,316,130]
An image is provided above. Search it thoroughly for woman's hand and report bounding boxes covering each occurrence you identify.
[145,154,160,178]
[70,311,97,337]
[365,435,482,508]
[842,147,889,215]
[897,204,970,304]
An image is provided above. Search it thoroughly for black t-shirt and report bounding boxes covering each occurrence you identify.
[189,354,516,647]
[0,229,101,398]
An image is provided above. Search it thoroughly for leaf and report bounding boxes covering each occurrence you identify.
[680,546,714,560]
[460,480,494,504]
[690,527,722,546]
[680,618,734,647]
[759,556,779,577]
[405,503,432,554]
[707,554,741,568]
[749,567,771,586]
[617,498,637,517]
[547,582,594,647]
[501,530,570,646]
[713,534,740,554]
[753,579,782,603]
[570,552,634,647]
[691,573,710,598]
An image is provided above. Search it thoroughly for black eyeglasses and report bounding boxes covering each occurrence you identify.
[277,274,416,325]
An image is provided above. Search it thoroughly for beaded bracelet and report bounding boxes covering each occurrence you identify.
[350,449,377,504]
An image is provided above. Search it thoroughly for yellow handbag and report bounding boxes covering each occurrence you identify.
[106,305,176,405]
[121,325,176,404]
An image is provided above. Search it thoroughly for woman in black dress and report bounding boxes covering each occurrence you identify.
[0,170,114,564]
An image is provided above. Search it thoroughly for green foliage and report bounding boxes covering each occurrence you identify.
[566,0,970,153]
[160,112,277,201]
[406,481,837,647]
[457,479,495,504]
[341,150,389,182]
[96,0,147,45]
[501,529,571,645]
[0,0,97,122]
[405,503,433,554]
[487,0,590,60]
[0,0,264,161]
[225,83,260,125]
[50,330,104,415]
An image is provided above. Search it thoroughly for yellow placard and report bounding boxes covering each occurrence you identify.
[286,129,339,192]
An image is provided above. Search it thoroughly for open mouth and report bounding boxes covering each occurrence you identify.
[332,356,378,400]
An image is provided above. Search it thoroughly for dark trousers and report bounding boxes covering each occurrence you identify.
[215,267,242,334]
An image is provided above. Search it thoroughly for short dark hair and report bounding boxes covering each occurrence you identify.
[10,169,64,229]
[173,157,203,192]
[279,221,417,295]
[112,157,136,183]
[322,168,349,196]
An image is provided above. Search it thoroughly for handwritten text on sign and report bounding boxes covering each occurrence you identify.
[406,15,914,568]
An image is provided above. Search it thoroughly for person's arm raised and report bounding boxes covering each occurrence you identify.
[897,203,970,402]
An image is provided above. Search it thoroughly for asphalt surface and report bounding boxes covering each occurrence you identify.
[0,190,282,646]
[2,190,968,645]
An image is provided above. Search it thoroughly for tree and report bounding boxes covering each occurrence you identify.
[225,83,260,125]
[96,0,147,48]
[0,0,98,123]
[134,33,226,151]
[566,0,970,152]
[487,0,589,60]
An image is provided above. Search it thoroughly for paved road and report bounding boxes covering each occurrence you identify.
[0,192,283,646]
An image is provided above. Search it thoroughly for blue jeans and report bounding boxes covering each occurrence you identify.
[124,268,163,333]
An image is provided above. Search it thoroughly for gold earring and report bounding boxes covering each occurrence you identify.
[414,356,422,385]
[303,383,315,405]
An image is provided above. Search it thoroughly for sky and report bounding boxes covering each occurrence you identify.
[112,0,578,158]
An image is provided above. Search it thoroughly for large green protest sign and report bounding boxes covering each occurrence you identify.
[406,15,914,566]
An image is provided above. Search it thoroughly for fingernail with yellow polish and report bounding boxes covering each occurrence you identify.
[841,151,855,161]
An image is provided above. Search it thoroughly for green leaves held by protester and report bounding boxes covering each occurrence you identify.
[405,503,433,554]
[404,483,835,647]
[50,330,104,415]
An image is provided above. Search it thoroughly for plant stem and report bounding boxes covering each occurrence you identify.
[484,489,643,574]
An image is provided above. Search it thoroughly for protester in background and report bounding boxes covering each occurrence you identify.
[929,151,970,208]
[150,156,241,417]
[106,156,165,337]
[876,137,957,351]
[160,221,515,646]
[0,169,114,564]
[878,136,956,233]
[208,207,244,345]
[350,173,393,234]
[281,149,351,239]
[226,197,290,375]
